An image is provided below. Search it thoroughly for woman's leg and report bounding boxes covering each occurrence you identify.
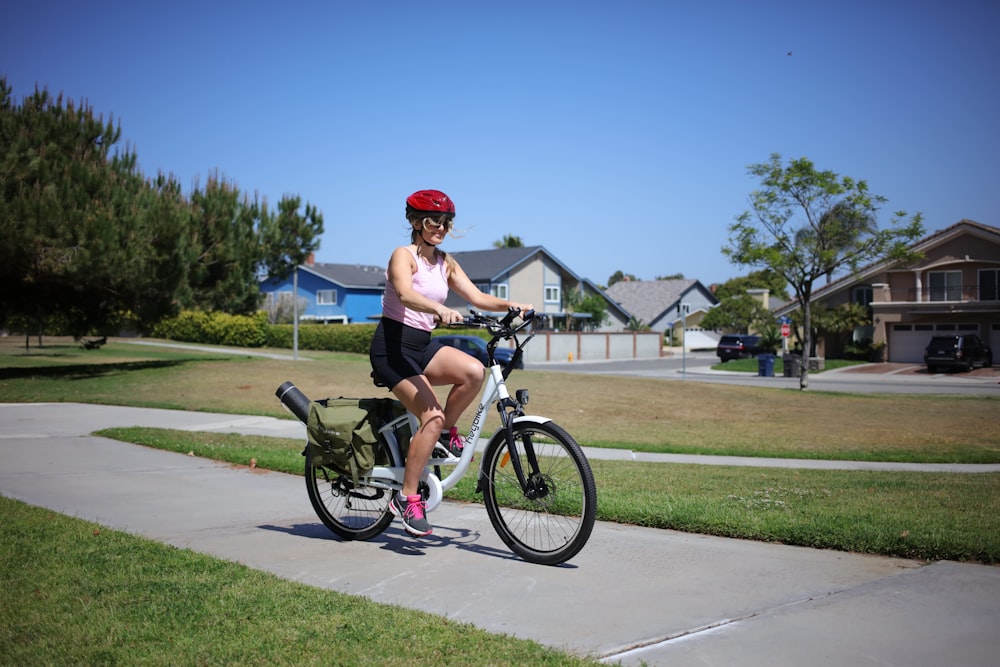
[423,345,487,430]
[390,375,445,497]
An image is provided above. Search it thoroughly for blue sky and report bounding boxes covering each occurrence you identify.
[3,0,998,288]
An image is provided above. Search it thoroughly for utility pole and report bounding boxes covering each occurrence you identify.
[678,302,690,380]
[292,266,299,361]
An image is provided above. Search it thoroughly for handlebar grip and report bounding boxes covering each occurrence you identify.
[275,381,311,424]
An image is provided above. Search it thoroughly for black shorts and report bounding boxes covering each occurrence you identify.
[369,318,444,389]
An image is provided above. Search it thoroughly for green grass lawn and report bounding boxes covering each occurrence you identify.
[0,496,598,667]
[94,426,1000,564]
[3,336,999,664]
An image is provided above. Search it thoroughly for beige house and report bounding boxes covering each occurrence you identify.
[444,246,631,332]
[774,220,1000,363]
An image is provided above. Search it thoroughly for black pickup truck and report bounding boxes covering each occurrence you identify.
[923,334,993,373]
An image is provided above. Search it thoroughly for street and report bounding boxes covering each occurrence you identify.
[533,351,1000,396]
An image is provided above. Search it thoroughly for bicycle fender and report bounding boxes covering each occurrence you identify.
[512,415,552,425]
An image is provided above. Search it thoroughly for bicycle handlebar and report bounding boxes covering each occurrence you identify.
[448,307,537,339]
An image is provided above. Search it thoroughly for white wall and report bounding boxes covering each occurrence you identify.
[522,331,662,362]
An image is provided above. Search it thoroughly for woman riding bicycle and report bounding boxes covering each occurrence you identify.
[369,189,533,537]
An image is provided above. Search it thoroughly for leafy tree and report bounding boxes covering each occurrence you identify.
[184,177,324,314]
[655,273,684,281]
[725,154,923,389]
[184,173,261,314]
[607,270,637,287]
[105,169,191,332]
[493,234,523,248]
[701,293,772,333]
[0,78,325,339]
[0,80,189,342]
[560,287,608,331]
[789,302,871,356]
[576,292,609,330]
[712,269,789,303]
[262,194,323,281]
[703,269,790,334]
[755,321,783,355]
[625,316,649,331]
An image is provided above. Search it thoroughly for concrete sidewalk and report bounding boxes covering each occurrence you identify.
[1,402,998,665]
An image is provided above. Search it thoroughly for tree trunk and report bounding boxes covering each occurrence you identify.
[800,299,811,390]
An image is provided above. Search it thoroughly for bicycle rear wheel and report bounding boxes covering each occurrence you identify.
[481,420,597,565]
[305,436,398,541]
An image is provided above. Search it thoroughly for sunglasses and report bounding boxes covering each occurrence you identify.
[422,216,453,232]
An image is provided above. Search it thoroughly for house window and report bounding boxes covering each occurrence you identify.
[316,289,337,305]
[852,286,873,306]
[491,284,509,300]
[544,286,560,304]
[980,269,1000,301]
[928,271,962,301]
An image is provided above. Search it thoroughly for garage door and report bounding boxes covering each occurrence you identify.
[889,324,935,362]
[888,323,983,363]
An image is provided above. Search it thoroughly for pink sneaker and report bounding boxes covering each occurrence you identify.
[437,426,463,457]
[390,493,432,536]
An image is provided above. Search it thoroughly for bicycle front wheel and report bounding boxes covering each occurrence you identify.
[305,437,398,541]
[481,420,597,565]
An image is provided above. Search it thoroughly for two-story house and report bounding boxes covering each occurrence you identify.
[774,220,1000,363]
[444,246,630,331]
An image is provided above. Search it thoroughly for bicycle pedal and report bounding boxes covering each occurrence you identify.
[430,446,461,463]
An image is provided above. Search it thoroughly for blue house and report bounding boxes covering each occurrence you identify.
[260,261,386,324]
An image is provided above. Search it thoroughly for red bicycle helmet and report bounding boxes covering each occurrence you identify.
[406,189,455,215]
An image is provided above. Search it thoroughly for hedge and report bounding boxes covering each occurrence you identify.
[153,311,377,354]
[266,323,377,354]
[152,311,269,348]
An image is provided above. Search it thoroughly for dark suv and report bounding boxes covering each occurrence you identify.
[716,334,764,362]
[923,334,993,373]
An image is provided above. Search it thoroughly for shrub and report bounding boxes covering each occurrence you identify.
[153,311,268,347]
[153,312,380,354]
[266,323,377,354]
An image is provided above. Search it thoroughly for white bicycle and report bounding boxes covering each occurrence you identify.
[276,309,597,565]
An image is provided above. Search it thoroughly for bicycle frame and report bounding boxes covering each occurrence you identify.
[365,311,546,512]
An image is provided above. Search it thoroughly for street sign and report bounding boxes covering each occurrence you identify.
[781,323,791,338]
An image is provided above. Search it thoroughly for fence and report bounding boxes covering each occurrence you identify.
[521,331,663,363]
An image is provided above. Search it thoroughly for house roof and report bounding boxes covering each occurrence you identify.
[449,246,581,283]
[299,263,385,289]
[773,218,1000,315]
[605,279,711,325]
[299,246,578,289]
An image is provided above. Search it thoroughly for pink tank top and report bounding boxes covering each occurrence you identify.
[381,248,449,331]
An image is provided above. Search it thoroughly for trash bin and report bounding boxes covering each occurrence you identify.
[757,354,775,377]
[782,353,801,377]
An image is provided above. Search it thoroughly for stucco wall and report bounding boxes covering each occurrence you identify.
[522,331,662,362]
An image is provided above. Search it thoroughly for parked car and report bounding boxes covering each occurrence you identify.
[924,334,993,373]
[435,334,523,369]
[716,334,765,362]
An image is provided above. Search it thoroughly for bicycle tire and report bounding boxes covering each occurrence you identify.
[305,435,398,541]
[481,420,597,565]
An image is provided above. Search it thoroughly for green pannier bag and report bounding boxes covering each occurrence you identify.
[306,398,381,485]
